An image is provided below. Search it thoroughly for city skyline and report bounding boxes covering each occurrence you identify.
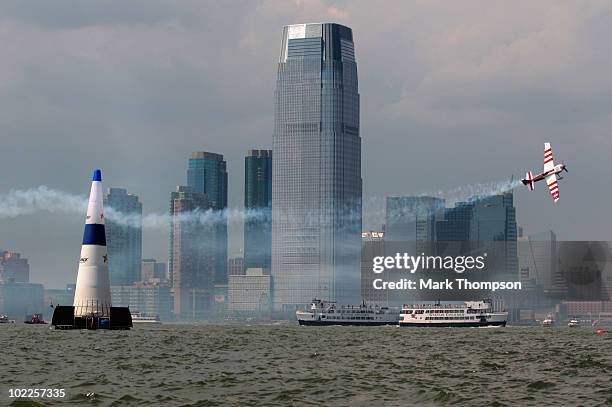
[1,2,611,288]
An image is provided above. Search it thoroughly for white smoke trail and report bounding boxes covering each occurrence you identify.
[0,186,270,230]
[105,206,270,230]
[423,178,522,207]
[0,186,87,218]
[0,179,522,230]
[362,178,522,229]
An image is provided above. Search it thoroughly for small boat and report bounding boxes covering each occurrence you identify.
[130,312,161,324]
[24,313,47,324]
[567,319,579,328]
[542,314,554,327]
[0,315,15,324]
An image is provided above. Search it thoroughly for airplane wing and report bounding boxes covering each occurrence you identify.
[546,173,560,202]
[544,142,555,172]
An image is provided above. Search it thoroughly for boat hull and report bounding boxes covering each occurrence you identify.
[298,319,397,326]
[400,320,506,328]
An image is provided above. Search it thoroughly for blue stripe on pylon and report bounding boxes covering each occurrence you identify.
[82,224,106,246]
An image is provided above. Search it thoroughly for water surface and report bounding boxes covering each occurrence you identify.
[1,324,611,406]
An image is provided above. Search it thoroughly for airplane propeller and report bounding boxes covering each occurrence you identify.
[563,163,569,172]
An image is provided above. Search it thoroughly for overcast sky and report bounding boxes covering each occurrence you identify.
[1,0,611,288]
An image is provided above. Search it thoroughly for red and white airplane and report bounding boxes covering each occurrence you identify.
[521,142,568,203]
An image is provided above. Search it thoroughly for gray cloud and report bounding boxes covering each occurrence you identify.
[0,0,610,287]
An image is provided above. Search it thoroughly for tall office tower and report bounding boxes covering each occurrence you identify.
[244,150,272,270]
[385,197,445,241]
[0,251,30,283]
[169,186,214,318]
[469,193,517,241]
[187,152,228,285]
[104,188,142,285]
[470,192,518,281]
[272,23,362,310]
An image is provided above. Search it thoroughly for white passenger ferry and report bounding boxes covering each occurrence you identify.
[130,312,161,324]
[296,299,400,326]
[399,299,507,327]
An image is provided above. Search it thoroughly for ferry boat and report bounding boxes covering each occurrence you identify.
[399,299,507,327]
[567,319,579,328]
[296,299,400,326]
[130,312,161,324]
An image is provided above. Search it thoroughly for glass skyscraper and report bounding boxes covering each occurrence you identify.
[470,192,518,281]
[187,152,228,210]
[187,151,228,285]
[244,150,272,270]
[436,202,473,241]
[272,23,362,310]
[435,192,518,282]
[104,188,142,285]
[169,186,213,318]
[385,196,445,241]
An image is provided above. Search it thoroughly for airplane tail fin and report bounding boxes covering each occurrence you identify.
[521,171,535,191]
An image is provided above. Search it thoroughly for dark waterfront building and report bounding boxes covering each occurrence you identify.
[104,188,142,285]
[435,203,473,241]
[169,186,213,318]
[272,23,362,311]
[187,152,228,285]
[244,150,272,270]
